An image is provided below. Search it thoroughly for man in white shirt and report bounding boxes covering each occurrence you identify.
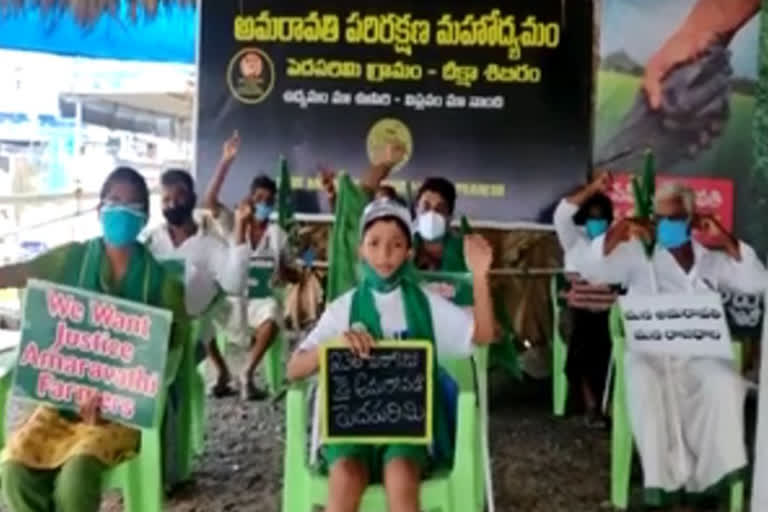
[553,172,617,427]
[204,131,289,400]
[144,169,251,396]
[579,182,767,509]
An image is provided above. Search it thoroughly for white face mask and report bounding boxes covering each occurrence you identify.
[417,211,447,241]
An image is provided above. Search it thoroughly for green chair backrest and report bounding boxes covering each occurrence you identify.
[248,260,274,299]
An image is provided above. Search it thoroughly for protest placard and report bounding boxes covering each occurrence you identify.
[320,341,433,445]
[619,293,732,360]
[13,279,172,429]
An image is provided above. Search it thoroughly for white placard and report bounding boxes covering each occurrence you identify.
[618,293,732,360]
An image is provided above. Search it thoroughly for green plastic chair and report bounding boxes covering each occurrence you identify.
[0,343,182,512]
[472,345,494,510]
[179,296,287,480]
[174,317,208,482]
[100,344,182,512]
[608,306,744,511]
[215,325,285,395]
[550,275,568,416]
[0,347,17,448]
[282,356,487,512]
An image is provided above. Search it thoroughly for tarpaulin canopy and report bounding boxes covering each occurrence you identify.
[0,1,195,63]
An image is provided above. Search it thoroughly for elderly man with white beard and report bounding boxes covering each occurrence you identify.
[577,182,767,510]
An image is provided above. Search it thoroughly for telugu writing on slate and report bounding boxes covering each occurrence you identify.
[326,348,429,436]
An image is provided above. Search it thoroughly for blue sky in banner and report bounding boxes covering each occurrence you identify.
[600,0,759,80]
[0,3,195,64]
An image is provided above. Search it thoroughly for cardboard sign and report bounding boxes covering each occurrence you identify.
[619,293,732,360]
[13,279,172,429]
[248,260,274,299]
[320,341,433,445]
[418,271,473,307]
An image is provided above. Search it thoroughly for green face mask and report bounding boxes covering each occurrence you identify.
[360,261,409,293]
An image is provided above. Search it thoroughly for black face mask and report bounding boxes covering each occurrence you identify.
[163,203,194,226]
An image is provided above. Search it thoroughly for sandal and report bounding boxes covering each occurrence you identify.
[240,375,268,401]
[209,380,236,398]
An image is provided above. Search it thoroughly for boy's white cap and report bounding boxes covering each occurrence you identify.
[360,199,413,239]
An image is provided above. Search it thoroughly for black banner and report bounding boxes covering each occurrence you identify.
[196,1,593,221]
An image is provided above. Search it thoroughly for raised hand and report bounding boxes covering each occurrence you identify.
[693,213,739,257]
[376,140,407,169]
[590,170,613,194]
[623,217,655,244]
[318,164,337,198]
[221,130,241,165]
[464,234,493,276]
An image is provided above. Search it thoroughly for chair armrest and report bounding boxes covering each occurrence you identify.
[164,344,183,388]
[440,357,475,393]
[285,381,310,468]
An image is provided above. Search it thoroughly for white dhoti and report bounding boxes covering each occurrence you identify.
[626,352,746,498]
[218,296,279,346]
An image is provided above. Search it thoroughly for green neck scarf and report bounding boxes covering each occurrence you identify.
[415,230,467,272]
[350,260,453,464]
[72,238,160,303]
[358,261,412,295]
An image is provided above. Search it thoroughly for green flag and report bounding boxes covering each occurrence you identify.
[276,156,294,232]
[326,173,368,301]
[631,150,656,255]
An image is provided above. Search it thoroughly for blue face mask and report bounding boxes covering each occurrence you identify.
[254,202,273,221]
[101,205,147,247]
[656,218,690,249]
[585,219,608,240]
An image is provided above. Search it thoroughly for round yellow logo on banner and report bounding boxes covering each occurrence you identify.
[366,118,413,173]
[227,48,275,105]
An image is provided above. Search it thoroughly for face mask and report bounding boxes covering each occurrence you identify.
[254,202,273,221]
[162,202,194,227]
[417,211,447,242]
[101,205,147,248]
[360,261,407,293]
[656,218,690,249]
[585,219,608,240]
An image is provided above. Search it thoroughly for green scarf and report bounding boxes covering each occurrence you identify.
[349,261,453,465]
[415,229,467,273]
[54,238,162,302]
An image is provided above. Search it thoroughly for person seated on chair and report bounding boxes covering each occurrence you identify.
[205,130,295,401]
[412,177,467,273]
[553,172,618,428]
[578,182,767,510]
[0,167,187,512]
[143,169,251,397]
[286,199,496,512]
